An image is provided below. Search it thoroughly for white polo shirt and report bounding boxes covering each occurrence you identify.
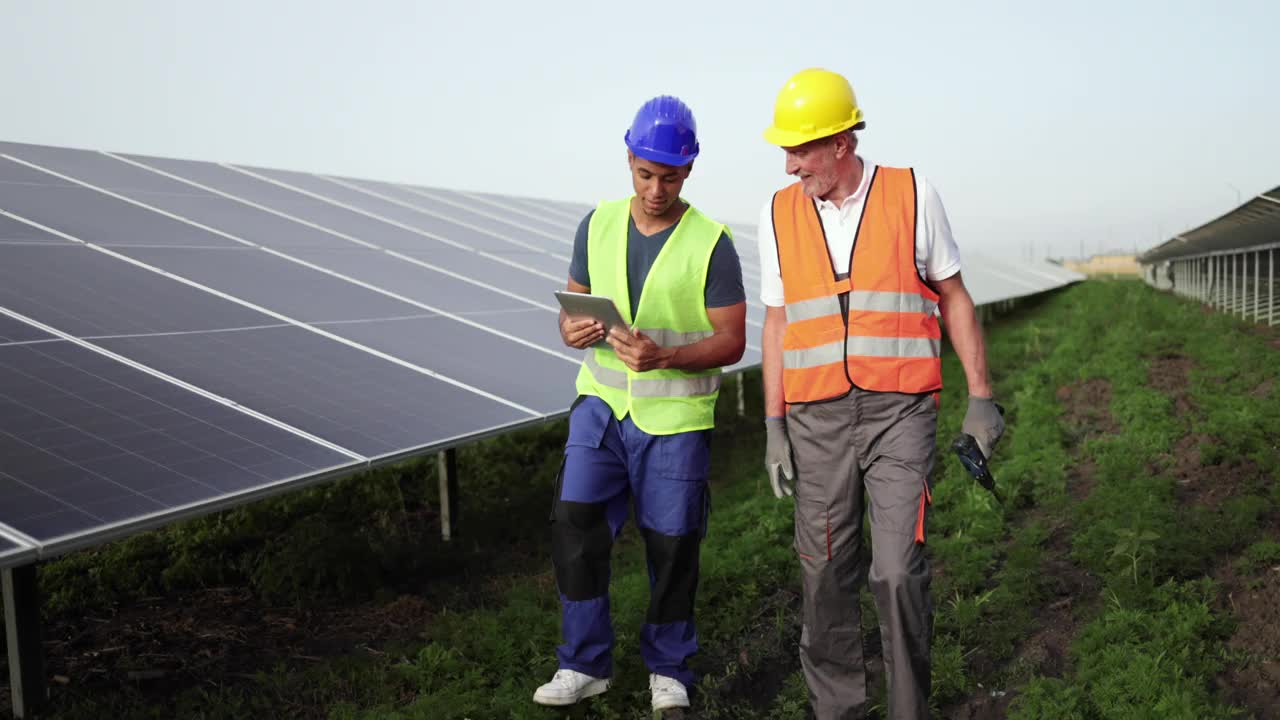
[756,157,962,307]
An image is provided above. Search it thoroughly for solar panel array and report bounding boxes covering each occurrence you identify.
[960,252,1084,306]
[0,140,1079,569]
[0,140,769,568]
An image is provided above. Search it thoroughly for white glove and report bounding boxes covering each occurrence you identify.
[764,416,795,499]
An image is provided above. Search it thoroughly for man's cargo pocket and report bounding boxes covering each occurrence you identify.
[657,429,710,481]
[565,396,610,451]
[635,430,710,537]
[794,495,830,562]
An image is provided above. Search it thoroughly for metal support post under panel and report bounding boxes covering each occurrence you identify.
[1243,253,1249,318]
[1240,255,1244,314]
[1237,255,1242,314]
[1254,250,1261,322]
[1211,256,1217,307]
[1224,254,1229,310]
[437,448,459,542]
[1219,255,1225,308]
[1228,254,1234,314]
[1223,255,1229,309]
[1239,253,1246,319]
[1230,253,1236,314]
[736,372,745,417]
[1270,249,1275,326]
[5,564,47,719]
[1241,254,1247,319]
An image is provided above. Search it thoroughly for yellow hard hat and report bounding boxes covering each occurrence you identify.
[764,68,865,147]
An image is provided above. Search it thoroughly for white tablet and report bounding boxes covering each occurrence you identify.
[554,291,628,349]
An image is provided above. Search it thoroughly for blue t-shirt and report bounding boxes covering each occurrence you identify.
[569,209,746,319]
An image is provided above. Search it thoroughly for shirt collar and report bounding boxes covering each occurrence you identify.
[814,156,873,212]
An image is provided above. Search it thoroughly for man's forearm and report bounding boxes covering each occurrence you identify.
[940,292,992,398]
[662,331,745,371]
[762,307,786,417]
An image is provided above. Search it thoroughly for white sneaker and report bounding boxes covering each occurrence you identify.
[649,673,690,711]
[532,668,611,706]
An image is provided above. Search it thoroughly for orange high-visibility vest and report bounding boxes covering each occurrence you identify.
[772,166,942,403]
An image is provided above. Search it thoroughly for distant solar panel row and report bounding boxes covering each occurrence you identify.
[1140,186,1280,264]
[0,140,765,568]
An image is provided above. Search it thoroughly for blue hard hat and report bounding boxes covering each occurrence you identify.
[624,96,700,167]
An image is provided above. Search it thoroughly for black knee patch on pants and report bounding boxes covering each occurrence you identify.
[551,500,613,601]
[643,528,701,624]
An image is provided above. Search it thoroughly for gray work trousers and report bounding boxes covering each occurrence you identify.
[789,388,938,720]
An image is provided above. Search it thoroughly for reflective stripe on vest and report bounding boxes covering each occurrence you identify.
[784,336,942,369]
[785,291,938,324]
[639,328,715,348]
[582,352,722,396]
[573,198,725,434]
[773,166,943,402]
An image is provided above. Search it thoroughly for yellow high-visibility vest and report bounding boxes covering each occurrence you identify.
[574,198,725,435]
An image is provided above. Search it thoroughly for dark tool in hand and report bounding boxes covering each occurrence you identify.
[951,403,1005,504]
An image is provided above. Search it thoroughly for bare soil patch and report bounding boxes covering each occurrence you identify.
[1056,380,1120,439]
[1213,517,1280,720]
[1148,353,1196,417]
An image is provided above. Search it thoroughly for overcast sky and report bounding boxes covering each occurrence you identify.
[2,0,1276,259]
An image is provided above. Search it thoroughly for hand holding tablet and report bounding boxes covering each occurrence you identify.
[555,291,628,350]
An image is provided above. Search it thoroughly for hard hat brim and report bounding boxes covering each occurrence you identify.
[763,117,865,148]
[627,141,698,167]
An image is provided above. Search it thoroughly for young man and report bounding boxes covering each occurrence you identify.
[534,95,747,714]
[757,68,1006,720]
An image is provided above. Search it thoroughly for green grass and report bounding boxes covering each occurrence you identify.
[6,279,1278,719]
[1005,280,1278,720]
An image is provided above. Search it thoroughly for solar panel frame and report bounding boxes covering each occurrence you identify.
[0,529,37,568]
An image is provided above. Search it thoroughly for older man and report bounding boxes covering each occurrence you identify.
[758,68,1005,719]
